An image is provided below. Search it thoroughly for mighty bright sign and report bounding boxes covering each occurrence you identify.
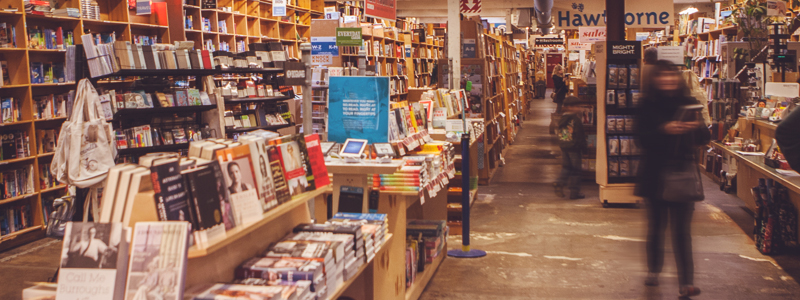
[553,0,673,29]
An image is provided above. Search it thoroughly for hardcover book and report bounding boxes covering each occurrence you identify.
[149,158,193,223]
[270,134,314,196]
[56,222,129,300]
[303,134,330,188]
[125,222,190,300]
[217,145,263,225]
[267,145,292,204]
[238,135,279,211]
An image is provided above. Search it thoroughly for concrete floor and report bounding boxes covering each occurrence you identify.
[419,98,800,300]
[2,98,800,300]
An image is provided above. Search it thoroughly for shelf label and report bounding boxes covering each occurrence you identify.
[657,46,684,65]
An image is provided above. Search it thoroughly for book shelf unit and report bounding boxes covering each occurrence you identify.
[478,30,508,184]
[169,0,324,58]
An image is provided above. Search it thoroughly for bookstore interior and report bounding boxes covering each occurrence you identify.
[2,0,800,299]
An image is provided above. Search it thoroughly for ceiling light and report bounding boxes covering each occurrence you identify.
[679,7,699,15]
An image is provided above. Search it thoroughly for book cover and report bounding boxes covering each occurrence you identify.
[175,90,188,106]
[217,145,263,225]
[30,62,43,84]
[271,135,313,196]
[187,89,201,106]
[303,134,330,188]
[234,256,321,283]
[56,222,129,300]
[193,284,295,300]
[182,166,226,231]
[149,158,193,224]
[125,222,189,300]
[266,145,292,204]
[238,136,278,211]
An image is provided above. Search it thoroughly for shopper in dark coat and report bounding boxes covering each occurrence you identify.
[776,108,800,172]
[552,64,568,113]
[634,60,710,298]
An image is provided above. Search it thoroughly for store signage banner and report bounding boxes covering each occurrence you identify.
[765,82,799,97]
[657,46,683,65]
[284,62,306,85]
[273,0,287,16]
[568,39,591,50]
[636,32,649,41]
[311,37,338,65]
[535,38,564,47]
[336,28,363,46]
[607,41,641,60]
[553,0,673,29]
[328,77,390,144]
[463,39,477,58]
[460,0,481,14]
[578,26,606,43]
[365,0,396,21]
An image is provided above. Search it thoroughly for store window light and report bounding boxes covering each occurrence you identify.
[679,7,699,15]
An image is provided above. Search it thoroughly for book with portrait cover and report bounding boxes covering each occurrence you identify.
[266,144,292,204]
[303,133,330,189]
[125,222,190,300]
[56,222,129,300]
[216,145,263,225]
[269,134,315,196]
[237,135,279,211]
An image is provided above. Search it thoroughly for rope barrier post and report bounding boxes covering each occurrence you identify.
[447,133,486,258]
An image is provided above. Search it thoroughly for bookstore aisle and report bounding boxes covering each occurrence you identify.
[419,99,800,300]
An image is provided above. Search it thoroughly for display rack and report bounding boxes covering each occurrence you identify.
[594,41,644,206]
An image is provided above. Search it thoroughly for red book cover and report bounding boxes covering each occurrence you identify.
[201,50,212,69]
[56,27,63,49]
[151,2,169,26]
[303,134,330,188]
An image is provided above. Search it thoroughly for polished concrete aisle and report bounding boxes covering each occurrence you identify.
[420,99,800,300]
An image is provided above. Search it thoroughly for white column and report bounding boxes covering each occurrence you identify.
[447,0,460,90]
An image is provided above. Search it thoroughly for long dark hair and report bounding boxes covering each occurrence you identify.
[642,60,690,101]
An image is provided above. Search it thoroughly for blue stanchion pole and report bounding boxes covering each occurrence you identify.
[447,132,486,258]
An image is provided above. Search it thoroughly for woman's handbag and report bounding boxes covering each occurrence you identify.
[660,159,704,202]
[51,79,117,188]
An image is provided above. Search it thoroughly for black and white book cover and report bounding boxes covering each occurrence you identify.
[125,222,190,300]
[57,222,128,300]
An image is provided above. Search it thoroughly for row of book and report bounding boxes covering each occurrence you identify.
[100,132,330,246]
[114,125,198,150]
[1,164,34,200]
[605,89,643,109]
[607,64,641,89]
[27,26,74,50]
[223,111,289,129]
[1,97,22,124]
[212,213,389,299]
[24,0,51,16]
[30,62,69,84]
[39,162,59,190]
[0,130,31,161]
[0,203,33,237]
[608,156,641,178]
[406,220,447,287]
[34,129,58,154]
[607,136,641,156]
[1,61,8,86]
[606,115,636,134]
[34,92,72,120]
[0,22,18,48]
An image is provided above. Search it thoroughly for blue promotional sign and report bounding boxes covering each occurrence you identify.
[328,77,390,143]
[311,37,339,56]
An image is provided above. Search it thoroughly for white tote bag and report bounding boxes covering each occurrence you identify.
[51,79,117,188]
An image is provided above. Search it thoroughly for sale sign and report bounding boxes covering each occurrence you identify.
[365,0,396,21]
[579,26,606,43]
[568,39,591,51]
[460,0,481,14]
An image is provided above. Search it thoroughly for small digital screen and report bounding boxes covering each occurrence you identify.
[342,141,365,154]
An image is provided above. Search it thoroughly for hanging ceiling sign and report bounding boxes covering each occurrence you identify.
[568,39,591,51]
[460,0,481,15]
[534,37,564,47]
[578,26,606,43]
[365,0,396,21]
[553,0,673,29]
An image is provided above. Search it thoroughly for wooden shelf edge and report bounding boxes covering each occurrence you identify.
[404,244,446,300]
[187,185,332,258]
[328,233,394,300]
[0,193,37,205]
[0,225,44,243]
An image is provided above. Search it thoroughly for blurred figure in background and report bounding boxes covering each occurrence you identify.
[554,96,587,199]
[552,64,568,113]
[635,61,710,298]
[776,108,800,172]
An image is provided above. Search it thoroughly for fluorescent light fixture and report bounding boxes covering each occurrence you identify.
[679,7,699,15]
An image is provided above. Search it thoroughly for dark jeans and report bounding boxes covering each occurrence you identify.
[557,149,582,194]
[646,199,695,286]
[556,101,563,114]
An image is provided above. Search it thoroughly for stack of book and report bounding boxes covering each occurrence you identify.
[39,162,58,190]
[80,36,219,77]
[405,219,447,287]
[330,213,388,260]
[24,0,52,16]
[1,164,34,199]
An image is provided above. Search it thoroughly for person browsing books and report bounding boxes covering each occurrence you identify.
[634,60,710,298]
[553,96,587,199]
[227,162,254,194]
[552,65,569,113]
